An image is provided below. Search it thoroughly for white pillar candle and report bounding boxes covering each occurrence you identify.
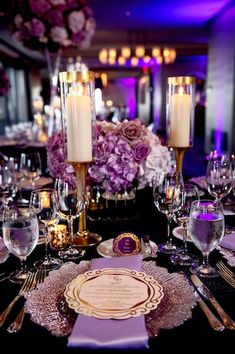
[169,89,191,147]
[66,94,93,162]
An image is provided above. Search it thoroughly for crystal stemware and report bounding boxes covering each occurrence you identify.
[153,172,184,254]
[30,188,63,271]
[20,152,42,189]
[2,204,39,283]
[0,163,17,213]
[170,183,199,266]
[55,179,86,260]
[189,199,225,278]
[206,152,232,203]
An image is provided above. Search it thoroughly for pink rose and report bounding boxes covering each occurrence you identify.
[119,120,144,142]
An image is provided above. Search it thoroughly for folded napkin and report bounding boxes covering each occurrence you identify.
[67,255,149,349]
[189,176,207,190]
[220,232,235,251]
[0,237,5,252]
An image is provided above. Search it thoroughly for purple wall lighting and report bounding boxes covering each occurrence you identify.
[117,77,137,119]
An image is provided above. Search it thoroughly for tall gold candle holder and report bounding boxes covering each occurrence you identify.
[167,76,195,173]
[59,70,102,247]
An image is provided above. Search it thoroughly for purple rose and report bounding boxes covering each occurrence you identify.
[119,120,144,142]
[71,31,85,45]
[25,19,46,38]
[30,0,51,16]
[46,10,64,27]
[132,141,151,163]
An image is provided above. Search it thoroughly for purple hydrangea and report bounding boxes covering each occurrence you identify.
[5,0,96,51]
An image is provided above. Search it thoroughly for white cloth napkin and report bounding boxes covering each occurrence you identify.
[220,232,235,251]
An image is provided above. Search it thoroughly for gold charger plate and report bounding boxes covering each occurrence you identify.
[64,268,164,320]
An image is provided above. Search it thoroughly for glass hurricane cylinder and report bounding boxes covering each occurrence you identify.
[166,76,195,173]
[59,70,102,246]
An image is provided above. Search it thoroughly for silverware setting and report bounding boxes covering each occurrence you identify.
[0,272,9,282]
[183,273,225,331]
[0,269,46,329]
[193,290,225,331]
[191,274,235,330]
[216,261,235,288]
[7,269,47,333]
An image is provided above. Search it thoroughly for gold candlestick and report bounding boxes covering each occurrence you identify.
[167,76,196,175]
[59,69,102,247]
[173,147,187,173]
[72,162,102,247]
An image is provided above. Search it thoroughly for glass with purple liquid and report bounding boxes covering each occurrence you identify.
[188,200,224,278]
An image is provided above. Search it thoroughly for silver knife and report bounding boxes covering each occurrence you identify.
[191,274,235,330]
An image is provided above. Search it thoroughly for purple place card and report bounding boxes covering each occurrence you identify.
[113,232,141,256]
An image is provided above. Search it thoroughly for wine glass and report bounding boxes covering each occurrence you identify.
[30,188,63,271]
[9,155,29,204]
[206,152,233,203]
[55,179,86,260]
[20,152,42,189]
[0,163,17,211]
[153,172,184,254]
[170,183,199,266]
[2,204,39,283]
[188,199,225,278]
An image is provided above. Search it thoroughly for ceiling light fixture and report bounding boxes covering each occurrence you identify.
[98,46,177,67]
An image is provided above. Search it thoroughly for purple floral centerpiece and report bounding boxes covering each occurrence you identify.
[47,119,172,193]
[4,0,96,51]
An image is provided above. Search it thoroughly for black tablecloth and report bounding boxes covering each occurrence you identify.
[0,188,234,354]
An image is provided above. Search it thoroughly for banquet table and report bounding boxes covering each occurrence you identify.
[0,187,234,354]
[0,138,48,174]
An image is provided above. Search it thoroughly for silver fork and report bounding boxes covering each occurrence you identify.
[7,270,46,333]
[217,261,235,288]
[0,272,36,327]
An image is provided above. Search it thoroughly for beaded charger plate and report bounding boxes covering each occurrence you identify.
[25,261,196,337]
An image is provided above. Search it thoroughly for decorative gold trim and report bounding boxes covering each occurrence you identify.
[113,232,141,256]
[64,268,164,319]
[59,70,95,83]
[168,76,195,85]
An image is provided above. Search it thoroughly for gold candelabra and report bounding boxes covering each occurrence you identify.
[167,76,196,174]
[173,147,187,173]
[71,162,102,247]
[59,70,102,247]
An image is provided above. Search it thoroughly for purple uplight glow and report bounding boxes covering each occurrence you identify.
[214,130,222,152]
[117,77,137,119]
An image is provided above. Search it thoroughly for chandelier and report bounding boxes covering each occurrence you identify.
[98,46,177,67]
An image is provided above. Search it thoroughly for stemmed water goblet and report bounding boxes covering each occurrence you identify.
[30,188,63,271]
[170,183,200,266]
[206,152,233,203]
[2,204,39,283]
[54,179,86,260]
[153,172,184,254]
[20,152,42,189]
[188,199,225,278]
[0,163,17,212]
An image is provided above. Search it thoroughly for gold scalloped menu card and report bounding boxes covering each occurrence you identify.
[64,267,164,320]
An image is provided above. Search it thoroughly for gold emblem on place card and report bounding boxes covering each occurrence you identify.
[64,268,164,319]
[113,232,141,256]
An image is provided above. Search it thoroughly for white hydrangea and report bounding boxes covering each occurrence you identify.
[138,144,172,188]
